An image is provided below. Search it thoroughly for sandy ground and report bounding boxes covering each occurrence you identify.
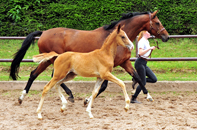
[0,89,197,130]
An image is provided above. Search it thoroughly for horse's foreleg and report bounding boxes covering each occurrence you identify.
[86,78,104,119]
[102,72,130,111]
[18,61,51,104]
[84,80,108,106]
[120,60,148,94]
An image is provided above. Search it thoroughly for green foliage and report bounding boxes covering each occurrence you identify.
[0,0,196,36]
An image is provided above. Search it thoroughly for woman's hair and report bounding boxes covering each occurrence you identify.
[137,31,146,41]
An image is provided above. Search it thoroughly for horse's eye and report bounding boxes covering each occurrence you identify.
[121,36,125,39]
[156,22,160,26]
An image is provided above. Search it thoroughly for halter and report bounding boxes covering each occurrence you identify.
[139,13,163,59]
[149,13,165,35]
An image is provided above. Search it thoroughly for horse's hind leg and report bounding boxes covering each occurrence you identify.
[84,80,108,106]
[18,61,52,104]
[86,78,104,119]
[51,70,74,103]
[120,60,148,94]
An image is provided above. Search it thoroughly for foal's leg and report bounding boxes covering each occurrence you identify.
[51,70,74,103]
[102,72,130,111]
[86,78,104,119]
[56,85,67,112]
[18,61,51,104]
[36,78,58,120]
[56,72,77,112]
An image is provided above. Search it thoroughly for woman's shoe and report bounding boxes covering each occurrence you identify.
[130,98,141,104]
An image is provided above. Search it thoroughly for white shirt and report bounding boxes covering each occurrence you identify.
[138,37,151,58]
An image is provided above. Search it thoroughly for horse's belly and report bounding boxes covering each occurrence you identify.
[73,69,100,78]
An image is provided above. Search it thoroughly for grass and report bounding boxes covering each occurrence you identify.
[0,38,197,81]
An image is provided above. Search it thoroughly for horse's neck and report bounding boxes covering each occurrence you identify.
[121,15,149,42]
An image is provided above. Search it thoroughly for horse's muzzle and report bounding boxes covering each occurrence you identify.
[161,35,170,42]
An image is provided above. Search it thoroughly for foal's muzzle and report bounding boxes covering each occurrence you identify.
[126,44,134,51]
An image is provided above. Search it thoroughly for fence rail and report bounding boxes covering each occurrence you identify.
[0,35,197,62]
[1,57,197,62]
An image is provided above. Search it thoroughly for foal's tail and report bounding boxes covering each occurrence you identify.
[9,31,43,80]
[33,51,59,64]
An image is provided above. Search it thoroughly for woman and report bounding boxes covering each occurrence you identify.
[131,31,157,103]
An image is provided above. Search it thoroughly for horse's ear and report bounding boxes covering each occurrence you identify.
[117,24,121,34]
[121,24,125,30]
[152,10,158,19]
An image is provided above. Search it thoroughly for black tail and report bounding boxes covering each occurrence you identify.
[9,31,43,80]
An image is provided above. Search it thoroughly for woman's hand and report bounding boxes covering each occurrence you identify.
[150,46,156,50]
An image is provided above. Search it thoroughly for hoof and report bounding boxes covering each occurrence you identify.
[38,117,43,120]
[38,113,43,120]
[60,108,65,113]
[18,98,22,104]
[84,98,89,106]
[147,93,154,102]
[68,97,74,103]
[147,98,154,102]
[124,107,129,112]
[87,111,94,119]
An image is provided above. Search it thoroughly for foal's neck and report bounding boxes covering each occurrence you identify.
[100,33,118,59]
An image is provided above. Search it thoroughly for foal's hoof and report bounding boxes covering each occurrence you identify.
[38,117,43,120]
[68,97,74,103]
[124,107,129,112]
[18,98,22,104]
[60,108,64,113]
[84,98,89,106]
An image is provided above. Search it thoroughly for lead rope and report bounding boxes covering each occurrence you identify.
[149,38,160,59]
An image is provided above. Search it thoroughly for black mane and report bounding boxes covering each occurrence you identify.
[103,12,149,30]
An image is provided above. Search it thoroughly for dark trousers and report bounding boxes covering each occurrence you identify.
[132,58,157,99]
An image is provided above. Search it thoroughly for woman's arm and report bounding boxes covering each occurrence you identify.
[138,46,156,56]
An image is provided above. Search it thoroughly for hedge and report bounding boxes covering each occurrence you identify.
[0,0,196,36]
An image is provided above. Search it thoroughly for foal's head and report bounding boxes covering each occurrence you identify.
[115,24,134,51]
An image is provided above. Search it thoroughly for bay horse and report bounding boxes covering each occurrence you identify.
[33,25,133,119]
[9,10,169,104]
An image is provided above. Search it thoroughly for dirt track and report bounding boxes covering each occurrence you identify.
[0,89,197,130]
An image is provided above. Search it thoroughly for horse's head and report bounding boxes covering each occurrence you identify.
[115,24,134,51]
[146,10,169,42]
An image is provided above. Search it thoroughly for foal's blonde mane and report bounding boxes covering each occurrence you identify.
[102,26,121,46]
[103,29,116,44]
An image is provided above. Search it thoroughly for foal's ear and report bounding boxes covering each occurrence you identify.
[117,24,121,34]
